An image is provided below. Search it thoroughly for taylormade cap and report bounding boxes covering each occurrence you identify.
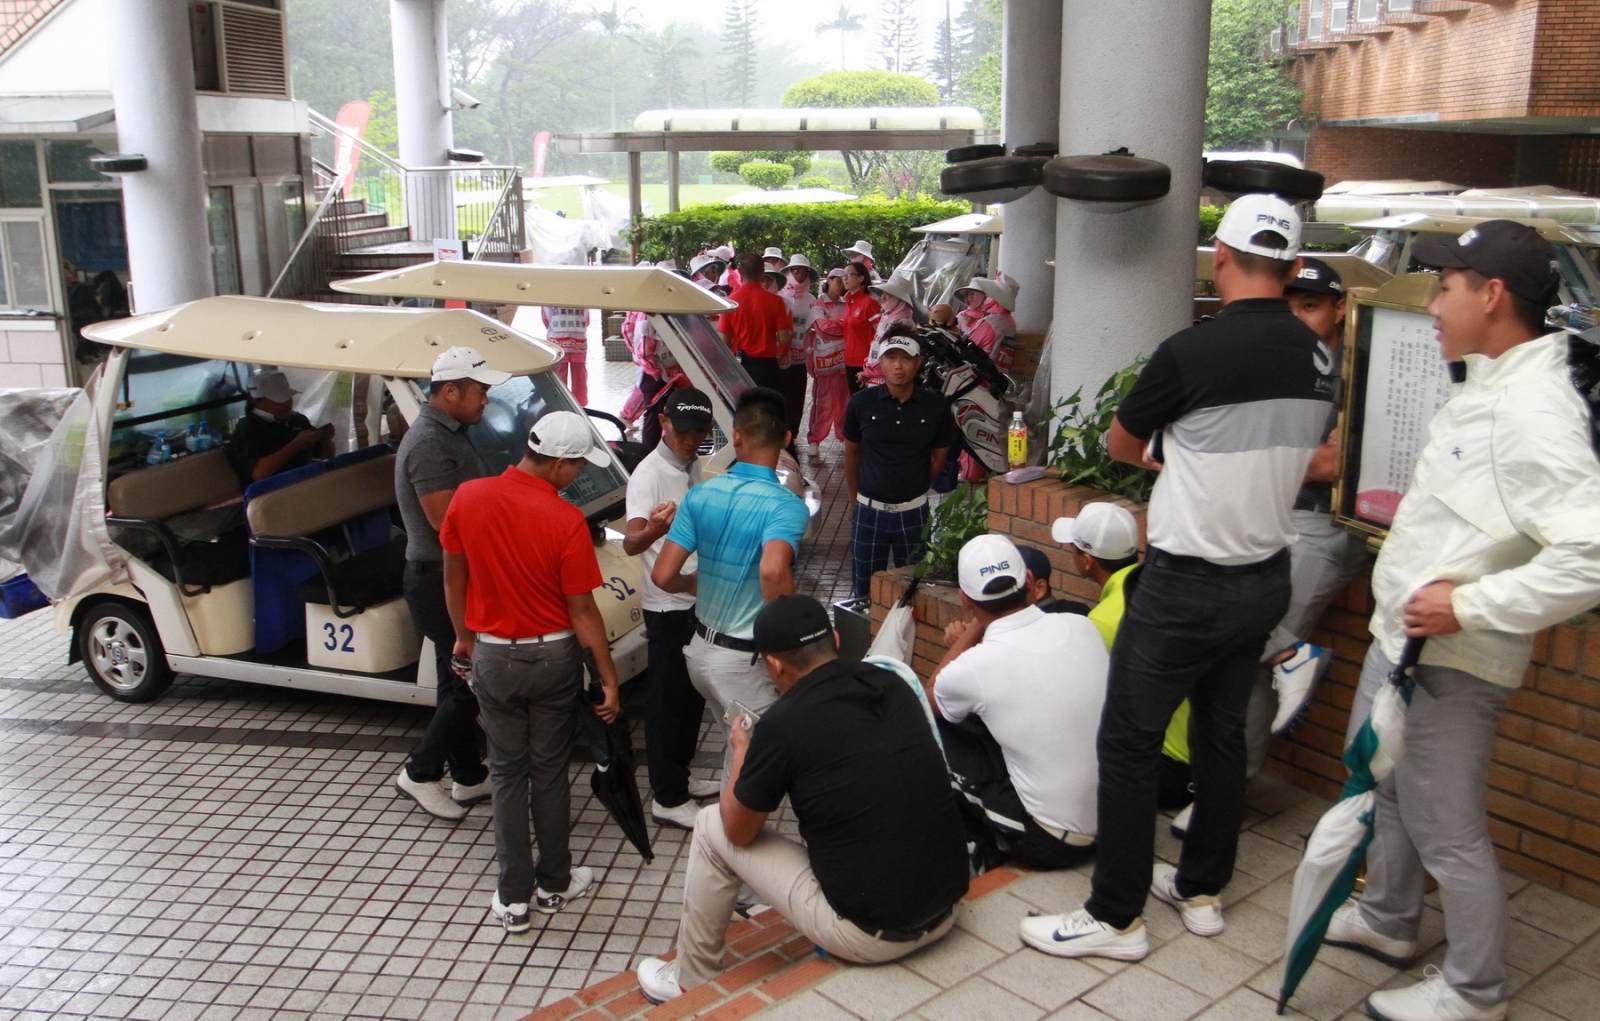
[1214,193,1302,261]
[958,534,1027,602]
[526,410,609,465]
[662,387,714,431]
[431,345,512,386]
[751,594,835,661]
[1051,502,1141,561]
[247,370,299,403]
[1411,219,1561,304]
[1286,257,1345,298]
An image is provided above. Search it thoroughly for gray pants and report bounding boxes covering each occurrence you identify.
[473,637,583,904]
[1244,510,1369,776]
[685,633,781,777]
[1346,644,1513,1007]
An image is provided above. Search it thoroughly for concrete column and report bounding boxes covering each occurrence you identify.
[1050,0,1211,402]
[998,0,1061,335]
[391,0,455,241]
[104,0,213,311]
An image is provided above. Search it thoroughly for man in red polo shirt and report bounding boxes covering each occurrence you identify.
[718,252,792,393]
[440,410,623,933]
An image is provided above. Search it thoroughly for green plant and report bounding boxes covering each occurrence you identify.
[1199,203,1225,243]
[630,197,969,273]
[709,151,746,175]
[780,69,940,108]
[738,161,794,190]
[918,482,990,581]
[1205,0,1305,149]
[797,175,832,189]
[1047,361,1156,503]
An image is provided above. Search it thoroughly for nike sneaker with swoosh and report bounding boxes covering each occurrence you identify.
[1019,907,1149,960]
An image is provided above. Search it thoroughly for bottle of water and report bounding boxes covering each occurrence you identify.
[1007,411,1027,470]
[145,431,171,465]
[185,423,200,452]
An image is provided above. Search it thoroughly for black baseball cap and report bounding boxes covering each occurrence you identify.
[1016,545,1053,586]
[1285,257,1345,298]
[1411,220,1561,304]
[751,595,835,663]
[663,387,714,431]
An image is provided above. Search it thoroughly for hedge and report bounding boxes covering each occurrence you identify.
[738,161,795,190]
[630,197,970,272]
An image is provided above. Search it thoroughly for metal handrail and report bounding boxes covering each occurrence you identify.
[307,108,406,176]
[472,172,523,262]
[266,171,347,298]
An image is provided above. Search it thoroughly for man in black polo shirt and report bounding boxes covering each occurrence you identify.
[225,370,335,487]
[843,325,954,597]
[635,595,968,1002]
[1023,194,1334,961]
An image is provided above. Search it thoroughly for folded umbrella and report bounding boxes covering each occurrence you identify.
[866,574,921,665]
[577,655,653,863]
[1277,635,1423,1015]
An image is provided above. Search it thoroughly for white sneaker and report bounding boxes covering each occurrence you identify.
[394,769,467,821]
[1271,642,1333,734]
[451,777,492,805]
[637,957,682,1004]
[489,892,530,934]
[1326,899,1417,968]
[652,799,700,830]
[1019,907,1149,960]
[535,864,594,914]
[1366,967,1506,1021]
[1150,863,1224,936]
[1170,803,1193,839]
[687,777,721,800]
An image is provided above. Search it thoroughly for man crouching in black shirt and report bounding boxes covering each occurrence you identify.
[636,595,969,1003]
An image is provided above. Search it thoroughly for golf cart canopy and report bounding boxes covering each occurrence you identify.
[330,262,737,314]
[79,295,563,378]
[1348,213,1600,247]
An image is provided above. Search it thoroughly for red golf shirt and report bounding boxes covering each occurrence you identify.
[840,287,880,367]
[438,467,603,639]
[718,283,791,359]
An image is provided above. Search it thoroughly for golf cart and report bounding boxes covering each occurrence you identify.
[329,261,823,529]
[4,269,732,706]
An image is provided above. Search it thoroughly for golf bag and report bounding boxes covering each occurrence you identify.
[915,325,1016,475]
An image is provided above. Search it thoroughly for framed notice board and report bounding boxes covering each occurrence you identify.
[1333,274,1453,544]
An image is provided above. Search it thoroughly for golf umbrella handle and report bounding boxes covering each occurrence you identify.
[1389,635,1426,687]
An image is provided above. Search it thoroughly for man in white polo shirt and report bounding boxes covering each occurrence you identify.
[622,389,721,829]
[922,535,1110,870]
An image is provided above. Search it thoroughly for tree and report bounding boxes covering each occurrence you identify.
[719,0,760,107]
[1205,0,1304,150]
[738,161,794,190]
[638,23,698,108]
[949,0,999,126]
[780,71,941,196]
[364,90,399,156]
[593,2,642,129]
[875,0,922,75]
[815,5,866,71]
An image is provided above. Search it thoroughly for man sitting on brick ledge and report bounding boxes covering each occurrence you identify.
[635,595,969,1003]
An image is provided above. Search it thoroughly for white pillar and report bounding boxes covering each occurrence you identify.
[104,0,213,312]
[997,0,1061,335]
[391,0,455,241]
[1050,0,1211,402]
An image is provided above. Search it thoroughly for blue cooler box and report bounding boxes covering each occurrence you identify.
[0,574,47,618]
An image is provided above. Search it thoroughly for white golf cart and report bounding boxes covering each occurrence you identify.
[19,268,735,706]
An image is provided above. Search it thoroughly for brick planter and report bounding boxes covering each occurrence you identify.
[868,474,1600,906]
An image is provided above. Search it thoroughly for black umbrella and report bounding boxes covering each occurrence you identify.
[578,656,653,863]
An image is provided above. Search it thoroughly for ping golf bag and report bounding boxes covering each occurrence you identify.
[915,325,1016,475]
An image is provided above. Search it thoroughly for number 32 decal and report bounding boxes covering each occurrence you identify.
[323,622,355,652]
[598,576,636,601]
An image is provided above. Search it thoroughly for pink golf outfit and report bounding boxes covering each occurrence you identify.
[542,306,591,405]
[807,299,849,444]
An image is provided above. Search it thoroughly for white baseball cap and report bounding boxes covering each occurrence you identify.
[877,332,921,358]
[958,534,1028,602]
[526,410,609,465]
[1051,503,1141,561]
[1213,193,1302,261]
[432,345,512,386]
[248,370,299,403]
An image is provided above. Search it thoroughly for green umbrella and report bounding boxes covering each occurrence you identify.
[1277,636,1423,1015]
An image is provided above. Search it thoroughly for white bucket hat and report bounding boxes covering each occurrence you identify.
[709,244,736,261]
[955,276,1014,312]
[248,370,299,403]
[840,239,874,260]
[783,253,814,276]
[688,253,722,276]
[762,246,786,262]
[871,273,916,307]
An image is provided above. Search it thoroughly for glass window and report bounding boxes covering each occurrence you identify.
[109,354,250,463]
[1308,4,1324,41]
[232,184,266,295]
[1388,0,1413,11]
[53,190,128,276]
[0,142,41,208]
[1356,0,1379,23]
[1330,3,1348,32]
[207,186,241,295]
[3,221,49,307]
[46,141,111,184]
[283,180,305,241]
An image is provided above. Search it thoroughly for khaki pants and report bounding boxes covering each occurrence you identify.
[674,806,956,988]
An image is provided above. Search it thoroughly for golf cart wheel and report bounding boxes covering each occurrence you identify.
[1202,159,1325,202]
[78,600,173,703]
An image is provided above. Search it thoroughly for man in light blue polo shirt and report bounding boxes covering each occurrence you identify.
[651,387,810,768]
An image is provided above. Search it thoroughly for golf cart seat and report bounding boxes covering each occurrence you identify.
[247,451,418,673]
[106,447,251,595]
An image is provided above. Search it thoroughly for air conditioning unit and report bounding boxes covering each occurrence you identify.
[190,1,290,98]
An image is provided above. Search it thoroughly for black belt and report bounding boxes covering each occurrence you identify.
[849,906,952,943]
[407,559,445,574]
[1147,547,1289,576]
[1293,496,1332,514]
[695,621,758,653]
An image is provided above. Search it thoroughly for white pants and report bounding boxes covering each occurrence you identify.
[674,806,956,988]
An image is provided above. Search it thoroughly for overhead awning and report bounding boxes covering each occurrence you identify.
[913,213,1003,235]
[332,261,737,315]
[558,106,993,154]
[0,95,114,134]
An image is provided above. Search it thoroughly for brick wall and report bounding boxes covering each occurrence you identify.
[0,322,70,388]
[870,475,1600,907]
[1305,126,1520,189]
[1529,0,1600,117]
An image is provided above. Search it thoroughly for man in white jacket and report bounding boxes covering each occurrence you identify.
[1329,220,1600,1021]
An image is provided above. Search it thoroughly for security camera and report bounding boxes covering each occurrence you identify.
[450,87,482,110]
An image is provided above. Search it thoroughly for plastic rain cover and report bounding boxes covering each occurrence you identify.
[886,239,982,315]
